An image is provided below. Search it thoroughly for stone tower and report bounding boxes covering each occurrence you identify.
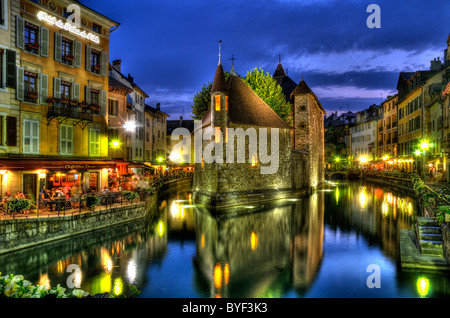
[290,79,326,189]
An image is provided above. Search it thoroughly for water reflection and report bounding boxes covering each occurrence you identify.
[1,182,450,298]
[192,192,325,298]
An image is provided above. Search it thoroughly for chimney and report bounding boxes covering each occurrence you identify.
[112,59,121,73]
[179,116,183,126]
[128,74,134,83]
[156,103,160,111]
[430,57,442,72]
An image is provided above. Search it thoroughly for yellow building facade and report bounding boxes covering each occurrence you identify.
[0,0,120,201]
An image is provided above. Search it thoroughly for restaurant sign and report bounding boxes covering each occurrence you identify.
[65,164,98,170]
[37,11,100,44]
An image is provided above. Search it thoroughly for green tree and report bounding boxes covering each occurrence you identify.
[191,69,291,123]
[244,67,291,123]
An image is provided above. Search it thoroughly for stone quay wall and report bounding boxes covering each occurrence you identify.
[0,178,192,255]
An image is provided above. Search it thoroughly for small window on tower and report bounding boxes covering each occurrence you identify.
[215,95,221,111]
[300,106,306,111]
[251,154,258,167]
[225,96,229,111]
[215,127,221,143]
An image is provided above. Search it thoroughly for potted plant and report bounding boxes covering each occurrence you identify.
[79,101,88,107]
[46,97,56,103]
[7,198,31,214]
[65,54,74,61]
[85,195,100,211]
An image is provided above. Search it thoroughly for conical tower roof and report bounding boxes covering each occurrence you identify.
[211,63,228,94]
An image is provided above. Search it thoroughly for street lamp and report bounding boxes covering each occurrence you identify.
[420,141,430,180]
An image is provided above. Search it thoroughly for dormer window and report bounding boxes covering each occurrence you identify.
[215,95,221,111]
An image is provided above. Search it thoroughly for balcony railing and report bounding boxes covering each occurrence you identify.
[47,101,94,123]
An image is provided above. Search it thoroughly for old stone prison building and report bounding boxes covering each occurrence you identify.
[192,59,325,209]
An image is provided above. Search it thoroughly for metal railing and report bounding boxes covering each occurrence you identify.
[47,101,93,122]
[0,172,193,220]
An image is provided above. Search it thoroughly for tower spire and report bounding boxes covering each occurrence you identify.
[279,54,281,64]
[218,40,222,65]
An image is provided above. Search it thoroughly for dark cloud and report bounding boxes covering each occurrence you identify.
[81,0,450,117]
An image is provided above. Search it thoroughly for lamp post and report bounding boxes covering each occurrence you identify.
[420,142,429,180]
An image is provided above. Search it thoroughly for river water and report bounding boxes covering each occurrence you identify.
[1,180,450,298]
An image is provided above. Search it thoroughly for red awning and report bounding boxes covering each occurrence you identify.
[0,159,127,171]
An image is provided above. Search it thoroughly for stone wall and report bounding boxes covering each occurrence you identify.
[193,124,295,208]
[292,93,325,190]
[291,150,310,191]
[0,178,192,255]
[442,223,450,265]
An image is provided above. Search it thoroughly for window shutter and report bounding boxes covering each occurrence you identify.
[100,90,107,116]
[60,125,66,154]
[5,50,16,88]
[74,41,82,68]
[40,27,49,57]
[23,120,30,153]
[73,82,80,101]
[54,33,62,62]
[40,73,48,104]
[67,126,73,155]
[85,45,92,71]
[53,77,61,99]
[16,67,24,101]
[31,121,39,154]
[85,85,91,104]
[16,16,24,49]
[115,100,118,116]
[6,116,17,147]
[101,52,108,76]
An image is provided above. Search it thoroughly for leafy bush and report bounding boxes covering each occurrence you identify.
[7,198,31,213]
[123,191,138,203]
[85,195,100,211]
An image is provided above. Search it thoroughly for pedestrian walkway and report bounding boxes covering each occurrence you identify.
[400,217,449,272]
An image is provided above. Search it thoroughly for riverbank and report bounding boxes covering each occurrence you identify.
[0,177,192,255]
[362,173,450,270]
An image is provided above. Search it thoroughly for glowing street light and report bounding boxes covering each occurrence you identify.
[111,140,120,149]
[420,142,430,150]
[359,156,368,164]
[415,150,421,156]
[123,120,137,132]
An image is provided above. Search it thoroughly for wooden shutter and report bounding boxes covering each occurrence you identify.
[5,49,16,88]
[60,125,73,155]
[40,73,48,104]
[85,45,92,71]
[16,16,24,49]
[74,41,82,68]
[85,85,91,104]
[100,90,107,116]
[16,67,24,101]
[31,121,39,153]
[53,77,61,99]
[73,82,80,101]
[101,52,108,76]
[40,27,49,57]
[54,33,62,62]
[6,116,17,147]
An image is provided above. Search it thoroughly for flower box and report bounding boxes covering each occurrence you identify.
[26,92,38,99]
[89,104,100,111]
[27,42,39,50]
[65,55,74,61]
[60,98,69,104]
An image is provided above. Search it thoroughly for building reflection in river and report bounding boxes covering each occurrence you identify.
[192,191,325,298]
[2,182,450,298]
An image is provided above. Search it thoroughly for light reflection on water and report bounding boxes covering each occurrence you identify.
[1,181,450,298]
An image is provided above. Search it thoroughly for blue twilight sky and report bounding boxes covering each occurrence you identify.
[81,0,450,119]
